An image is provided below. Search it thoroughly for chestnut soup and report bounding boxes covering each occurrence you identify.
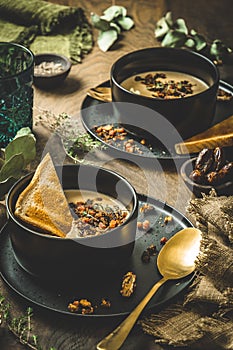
[121,71,209,99]
[65,190,129,238]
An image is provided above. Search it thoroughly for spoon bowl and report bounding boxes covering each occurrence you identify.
[158,227,202,279]
[96,227,202,350]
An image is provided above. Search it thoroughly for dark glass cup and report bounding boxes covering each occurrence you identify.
[0,42,34,148]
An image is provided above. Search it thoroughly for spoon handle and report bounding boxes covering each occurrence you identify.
[96,276,168,350]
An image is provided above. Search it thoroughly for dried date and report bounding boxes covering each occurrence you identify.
[189,169,205,184]
[207,162,233,185]
[211,147,226,172]
[190,147,232,186]
[195,148,214,174]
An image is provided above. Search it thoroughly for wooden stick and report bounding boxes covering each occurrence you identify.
[175,115,233,154]
[175,133,233,154]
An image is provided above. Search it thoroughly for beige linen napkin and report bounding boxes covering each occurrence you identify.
[140,190,233,349]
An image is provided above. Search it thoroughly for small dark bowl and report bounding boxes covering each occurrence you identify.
[181,157,233,197]
[6,164,138,280]
[111,47,219,140]
[33,53,71,89]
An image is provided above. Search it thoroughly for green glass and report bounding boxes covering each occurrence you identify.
[0,42,34,148]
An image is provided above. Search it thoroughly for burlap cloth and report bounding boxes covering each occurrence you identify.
[0,0,93,63]
[140,189,233,350]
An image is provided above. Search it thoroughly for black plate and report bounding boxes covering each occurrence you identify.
[0,195,193,318]
[81,80,233,161]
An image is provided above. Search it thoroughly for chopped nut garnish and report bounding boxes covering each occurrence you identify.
[68,297,112,314]
[68,298,94,314]
[69,197,128,237]
[34,61,64,76]
[81,307,94,315]
[160,236,168,245]
[164,216,173,224]
[94,124,152,155]
[120,272,136,297]
[79,299,92,308]
[137,219,151,231]
[137,221,143,229]
[147,244,157,255]
[139,204,155,213]
[141,249,150,263]
[141,244,157,263]
[68,303,79,312]
[101,298,111,308]
[217,88,232,101]
[142,220,150,230]
[135,73,195,99]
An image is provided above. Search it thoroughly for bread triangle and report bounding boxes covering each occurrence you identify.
[14,153,73,237]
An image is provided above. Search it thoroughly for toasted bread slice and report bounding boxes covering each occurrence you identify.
[15,153,73,237]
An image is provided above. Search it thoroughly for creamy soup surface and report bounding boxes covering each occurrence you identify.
[121,71,209,99]
[65,189,129,238]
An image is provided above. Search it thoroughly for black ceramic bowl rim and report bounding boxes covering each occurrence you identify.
[34,53,71,79]
[180,157,233,191]
[111,47,219,102]
[6,164,138,241]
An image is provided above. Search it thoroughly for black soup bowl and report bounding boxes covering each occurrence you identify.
[6,164,138,280]
[111,47,219,140]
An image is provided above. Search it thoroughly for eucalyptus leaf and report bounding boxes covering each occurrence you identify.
[155,12,232,64]
[110,22,121,34]
[162,30,187,48]
[185,38,196,48]
[101,6,127,22]
[0,153,24,182]
[5,134,36,166]
[165,11,173,27]
[175,18,188,34]
[190,29,207,51]
[210,39,232,60]
[14,127,32,138]
[190,29,197,36]
[93,5,133,52]
[97,29,118,52]
[91,13,111,31]
[117,16,134,31]
[155,16,170,39]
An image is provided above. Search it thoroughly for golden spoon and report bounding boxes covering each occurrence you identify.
[96,227,202,350]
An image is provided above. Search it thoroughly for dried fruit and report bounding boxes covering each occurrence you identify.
[190,147,232,186]
[195,148,213,174]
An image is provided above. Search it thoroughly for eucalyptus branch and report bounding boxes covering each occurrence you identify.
[91,5,134,52]
[155,12,232,65]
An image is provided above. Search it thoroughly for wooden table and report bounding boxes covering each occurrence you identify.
[0,1,232,349]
